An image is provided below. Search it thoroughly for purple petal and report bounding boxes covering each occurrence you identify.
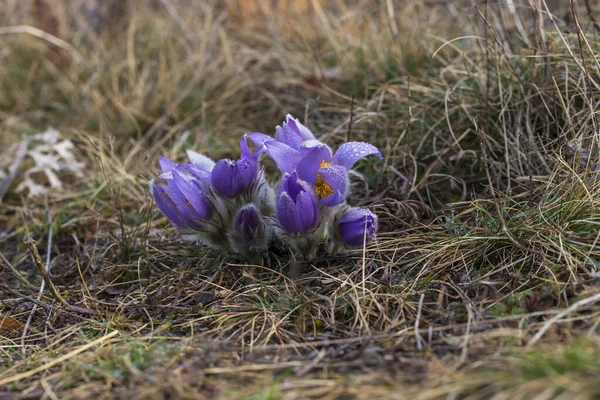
[171,169,212,220]
[277,192,299,233]
[339,207,373,223]
[295,191,318,232]
[211,159,237,197]
[319,165,349,197]
[239,136,253,160]
[211,158,256,198]
[152,182,184,227]
[274,115,316,150]
[158,156,176,174]
[337,208,378,248]
[279,172,302,201]
[276,173,318,234]
[244,132,274,147]
[296,144,333,185]
[186,150,215,172]
[299,139,326,152]
[263,141,303,173]
[234,204,264,243]
[278,172,291,195]
[338,227,366,247]
[332,142,382,170]
[241,132,272,159]
[182,165,212,183]
[320,191,345,207]
[286,115,316,142]
[232,158,256,192]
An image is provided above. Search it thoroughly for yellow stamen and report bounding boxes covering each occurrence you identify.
[314,160,334,198]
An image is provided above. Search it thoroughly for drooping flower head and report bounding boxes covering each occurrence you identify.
[335,207,378,248]
[152,162,213,229]
[276,172,319,234]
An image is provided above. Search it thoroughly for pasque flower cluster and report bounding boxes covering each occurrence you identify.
[151,115,381,261]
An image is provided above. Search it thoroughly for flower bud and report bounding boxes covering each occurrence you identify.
[276,173,318,234]
[233,204,266,245]
[227,203,272,259]
[211,158,256,198]
[335,207,378,248]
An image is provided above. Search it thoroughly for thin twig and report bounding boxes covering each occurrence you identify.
[158,0,196,45]
[0,251,34,289]
[22,198,55,355]
[528,292,600,347]
[25,238,67,307]
[415,293,425,350]
[460,303,473,362]
[569,0,593,87]
[385,0,398,37]
[347,94,355,142]
[0,25,83,64]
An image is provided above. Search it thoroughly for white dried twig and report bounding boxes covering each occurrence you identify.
[528,292,600,347]
[0,128,86,202]
[21,197,55,356]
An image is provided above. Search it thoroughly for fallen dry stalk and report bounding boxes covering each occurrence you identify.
[0,25,84,64]
[0,330,120,386]
[528,292,600,347]
[0,251,35,289]
[25,238,68,307]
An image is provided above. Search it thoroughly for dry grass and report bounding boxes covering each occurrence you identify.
[2,0,600,398]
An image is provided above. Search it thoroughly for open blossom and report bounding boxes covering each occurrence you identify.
[276,172,319,234]
[246,115,382,206]
[336,207,378,248]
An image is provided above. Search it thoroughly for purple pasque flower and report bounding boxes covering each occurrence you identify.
[211,157,257,198]
[336,207,378,248]
[233,203,267,245]
[276,172,319,234]
[245,115,382,206]
[234,204,263,242]
[210,133,272,198]
[152,163,213,228]
[243,115,318,170]
[295,141,382,206]
[249,140,382,206]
